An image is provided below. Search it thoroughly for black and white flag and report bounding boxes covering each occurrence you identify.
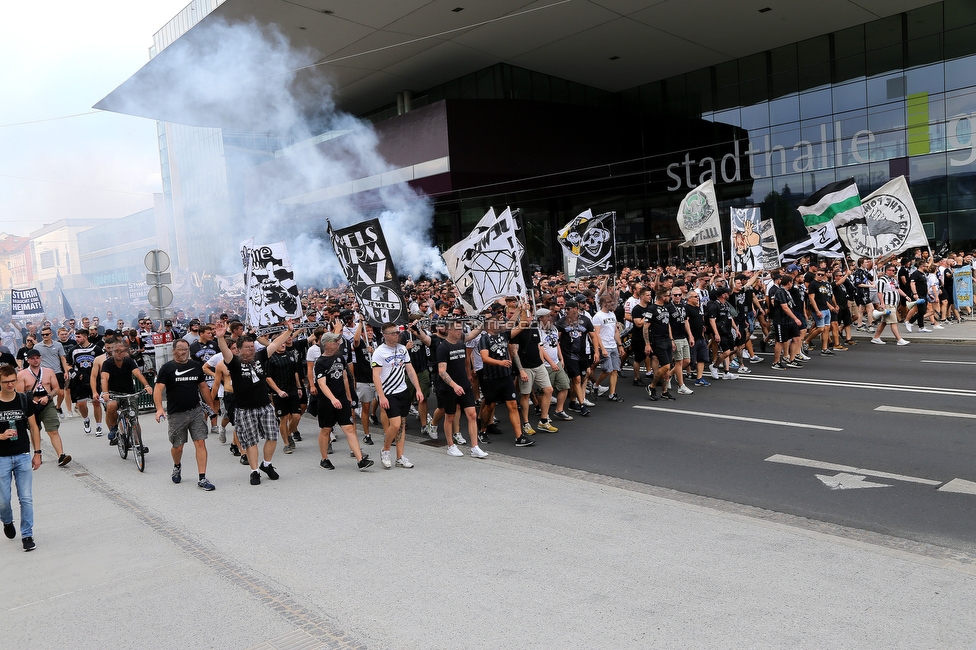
[240,238,302,328]
[758,219,781,271]
[557,209,616,275]
[730,207,762,272]
[780,222,845,263]
[328,219,407,326]
[10,288,44,317]
[443,207,528,314]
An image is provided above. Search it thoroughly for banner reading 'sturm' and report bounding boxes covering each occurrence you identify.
[328,219,406,327]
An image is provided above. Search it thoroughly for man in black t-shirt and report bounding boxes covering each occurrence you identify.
[190,325,221,435]
[629,287,652,387]
[704,287,740,380]
[769,275,804,370]
[314,333,373,471]
[437,322,488,459]
[153,339,218,491]
[100,343,152,445]
[511,311,556,435]
[266,337,303,453]
[643,289,675,401]
[215,320,292,486]
[0,363,41,551]
[478,303,533,447]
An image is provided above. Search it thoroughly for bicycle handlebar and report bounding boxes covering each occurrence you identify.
[108,392,147,401]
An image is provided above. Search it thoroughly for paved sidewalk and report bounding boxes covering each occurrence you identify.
[3,412,976,649]
[849,315,976,345]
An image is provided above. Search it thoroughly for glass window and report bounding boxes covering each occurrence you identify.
[711,108,740,127]
[803,169,836,195]
[833,80,867,112]
[715,84,739,112]
[907,35,943,69]
[531,71,550,102]
[770,44,797,74]
[946,0,976,29]
[476,67,496,98]
[686,68,711,95]
[799,87,832,119]
[945,23,976,59]
[834,55,866,84]
[740,102,769,130]
[866,44,904,77]
[769,93,799,125]
[834,24,865,58]
[739,77,769,106]
[867,71,905,106]
[511,67,531,100]
[739,53,767,81]
[715,60,738,88]
[798,35,830,66]
[906,62,945,95]
[798,62,830,91]
[946,53,976,91]
[770,71,798,100]
[866,14,903,50]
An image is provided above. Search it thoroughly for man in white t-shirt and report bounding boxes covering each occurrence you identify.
[371,322,424,469]
[590,294,624,402]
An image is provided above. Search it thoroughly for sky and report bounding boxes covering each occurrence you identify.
[0,0,191,237]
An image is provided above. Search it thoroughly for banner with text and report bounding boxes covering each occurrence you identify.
[328,218,407,326]
[677,179,721,247]
[10,288,44,317]
[954,265,973,309]
[836,176,929,258]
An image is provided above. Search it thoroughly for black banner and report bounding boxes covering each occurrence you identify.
[329,218,406,326]
[11,288,44,317]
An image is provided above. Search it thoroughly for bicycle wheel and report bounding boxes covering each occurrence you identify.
[133,420,146,473]
[117,415,129,460]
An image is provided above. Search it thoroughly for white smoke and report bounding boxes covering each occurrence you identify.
[105,17,446,284]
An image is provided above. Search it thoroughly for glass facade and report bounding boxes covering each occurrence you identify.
[407,1,976,270]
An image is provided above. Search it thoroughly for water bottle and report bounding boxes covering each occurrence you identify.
[7,419,17,441]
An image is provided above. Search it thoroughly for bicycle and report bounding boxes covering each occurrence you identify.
[110,392,149,472]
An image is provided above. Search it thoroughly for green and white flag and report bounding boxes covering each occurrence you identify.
[797,178,863,231]
[677,179,721,247]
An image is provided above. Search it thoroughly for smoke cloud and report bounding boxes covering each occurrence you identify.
[104,17,446,285]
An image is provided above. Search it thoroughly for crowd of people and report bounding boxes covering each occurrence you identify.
[1,246,972,552]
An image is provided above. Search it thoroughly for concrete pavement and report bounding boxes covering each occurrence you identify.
[3,410,976,650]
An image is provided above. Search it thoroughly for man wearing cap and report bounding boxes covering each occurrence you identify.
[555,300,599,416]
[314,332,373,470]
[17,349,71,466]
[478,303,534,447]
[511,305,557,435]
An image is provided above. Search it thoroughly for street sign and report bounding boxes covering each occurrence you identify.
[145,250,170,274]
[147,285,173,309]
[146,273,172,285]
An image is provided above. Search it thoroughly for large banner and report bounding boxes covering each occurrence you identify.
[836,176,929,258]
[328,218,407,326]
[677,179,722,247]
[758,219,781,271]
[730,207,762,271]
[780,222,845,263]
[557,209,616,275]
[10,288,44,317]
[955,265,973,309]
[240,240,302,328]
[443,206,528,314]
[215,273,245,296]
[127,282,149,306]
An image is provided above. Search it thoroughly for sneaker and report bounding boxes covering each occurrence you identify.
[537,420,558,433]
[607,393,624,402]
[553,411,573,421]
[582,399,596,407]
[240,454,249,465]
[533,405,541,416]
[485,423,503,435]
[515,436,535,447]
[250,471,261,485]
[171,464,182,484]
[729,360,740,370]
[567,401,581,412]
[4,522,15,539]
[470,446,488,458]
[870,338,885,345]
[550,396,558,404]
[363,435,373,446]
[283,444,293,454]
[197,478,216,491]
[108,427,118,444]
[631,378,646,387]
[737,366,752,374]
[478,432,492,445]
[94,425,103,437]
[229,444,241,456]
[57,409,64,422]
[330,431,337,443]
[425,424,437,440]
[22,536,35,552]
[934,324,945,330]
[259,463,279,480]
[749,356,764,363]
[210,424,218,436]
[320,458,335,470]
[722,373,739,380]
[408,405,419,417]
[327,442,334,455]
[595,386,609,396]
[370,414,380,426]
[395,456,414,468]
[218,426,227,444]
[801,343,811,353]
[447,444,464,457]
[677,385,694,395]
[57,454,71,467]
[454,431,467,445]
[646,386,658,401]
[897,339,911,346]
[787,360,804,369]
[770,361,785,370]
[798,352,811,361]
[710,364,720,380]
[834,345,848,351]
[381,450,392,469]
[919,327,932,332]
[521,422,535,436]
[820,349,835,356]
[905,322,913,332]
[694,378,711,386]
[292,430,302,442]
[580,406,591,417]
[83,420,91,435]
[357,456,374,470]
[661,392,676,401]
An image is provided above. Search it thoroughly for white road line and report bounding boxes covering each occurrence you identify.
[765,454,942,486]
[939,478,976,494]
[740,374,976,397]
[632,405,842,431]
[920,360,976,366]
[875,405,976,419]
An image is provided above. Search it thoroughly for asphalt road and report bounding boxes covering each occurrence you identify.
[462,340,976,554]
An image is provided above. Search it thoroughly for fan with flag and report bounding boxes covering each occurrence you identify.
[56,270,74,320]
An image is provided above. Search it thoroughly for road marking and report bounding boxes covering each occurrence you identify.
[816,473,891,490]
[765,454,942,486]
[741,374,976,397]
[633,406,842,431]
[920,360,976,366]
[939,478,976,495]
[875,405,976,420]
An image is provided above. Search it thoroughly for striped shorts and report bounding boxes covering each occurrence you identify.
[235,403,279,449]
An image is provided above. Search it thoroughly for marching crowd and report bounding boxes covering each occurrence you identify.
[1,246,972,551]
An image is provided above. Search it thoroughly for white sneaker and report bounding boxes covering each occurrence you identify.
[738,366,752,374]
[595,386,609,397]
[218,426,227,444]
[870,338,885,345]
[677,384,694,395]
[447,444,463,457]
[749,356,764,363]
[470,446,488,458]
[550,396,557,405]
[426,424,438,440]
[381,450,392,469]
[920,327,932,332]
[582,399,595,407]
[722,373,739,380]
[905,322,913,332]
[710,364,720,380]
[798,353,811,361]
[453,431,466,446]
[897,339,911,346]
[934,324,945,330]
[395,456,414,468]
[330,431,337,443]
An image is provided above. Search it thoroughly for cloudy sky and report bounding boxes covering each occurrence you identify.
[0,1,190,237]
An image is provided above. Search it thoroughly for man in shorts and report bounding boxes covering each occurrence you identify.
[372,322,425,469]
[437,321,488,458]
[537,309,572,423]
[591,293,625,402]
[153,339,219,490]
[511,306,556,435]
[479,304,534,447]
[18,349,71,466]
[210,338,242,458]
[643,288,676,401]
[69,329,103,435]
[314,333,373,471]
[555,300,598,416]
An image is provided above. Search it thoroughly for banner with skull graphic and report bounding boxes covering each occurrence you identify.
[442,206,528,314]
[557,209,616,275]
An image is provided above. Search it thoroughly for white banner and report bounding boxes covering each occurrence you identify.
[241,240,302,328]
[836,176,929,258]
[758,220,781,271]
[677,179,722,246]
[730,207,762,272]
